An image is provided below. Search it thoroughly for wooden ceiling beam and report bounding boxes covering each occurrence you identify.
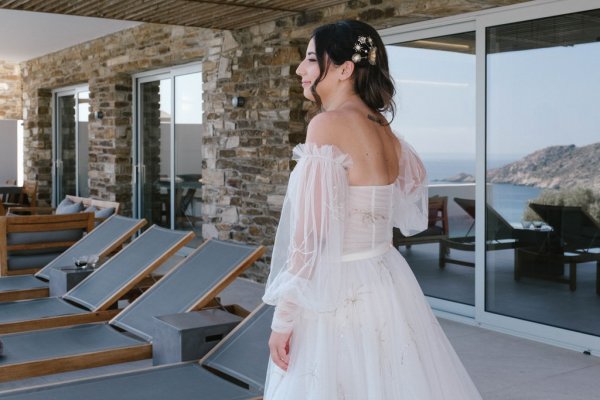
[0,0,351,29]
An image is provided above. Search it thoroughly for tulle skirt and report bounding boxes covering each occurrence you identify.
[264,248,482,400]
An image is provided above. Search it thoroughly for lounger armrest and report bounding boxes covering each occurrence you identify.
[6,206,56,215]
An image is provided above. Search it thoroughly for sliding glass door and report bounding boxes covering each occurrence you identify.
[386,26,477,313]
[485,7,600,337]
[53,86,90,204]
[134,64,203,232]
[383,0,600,353]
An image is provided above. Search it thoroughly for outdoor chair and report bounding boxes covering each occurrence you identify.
[8,194,120,225]
[0,215,146,302]
[2,180,37,209]
[393,195,449,251]
[515,203,600,293]
[1,179,19,204]
[440,197,519,268]
[0,212,95,276]
[0,239,265,383]
[0,225,193,335]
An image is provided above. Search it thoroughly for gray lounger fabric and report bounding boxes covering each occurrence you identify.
[0,225,190,328]
[112,240,261,341]
[0,364,252,400]
[203,303,273,392]
[0,216,143,299]
[0,323,144,367]
[63,225,190,311]
[0,297,87,324]
[0,240,262,385]
[36,215,144,280]
[0,305,273,400]
[0,275,46,292]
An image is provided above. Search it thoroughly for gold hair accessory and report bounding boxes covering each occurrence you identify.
[351,36,377,65]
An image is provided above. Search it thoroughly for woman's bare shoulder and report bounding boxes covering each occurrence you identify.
[306,110,360,147]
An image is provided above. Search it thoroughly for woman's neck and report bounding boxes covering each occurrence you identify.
[321,88,359,111]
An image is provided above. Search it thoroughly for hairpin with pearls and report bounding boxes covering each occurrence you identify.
[351,35,377,66]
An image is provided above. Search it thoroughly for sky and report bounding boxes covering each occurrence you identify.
[158,72,203,125]
[386,41,600,162]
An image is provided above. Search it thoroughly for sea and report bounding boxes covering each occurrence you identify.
[423,157,542,225]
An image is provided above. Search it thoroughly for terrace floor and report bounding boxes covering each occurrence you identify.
[1,256,599,398]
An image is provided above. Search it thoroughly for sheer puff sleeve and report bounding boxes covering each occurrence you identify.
[393,137,429,236]
[262,143,351,333]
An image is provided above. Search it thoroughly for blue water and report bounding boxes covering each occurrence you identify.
[491,184,541,223]
[423,158,542,224]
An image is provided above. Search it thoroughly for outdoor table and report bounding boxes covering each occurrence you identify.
[0,185,23,195]
[0,185,23,203]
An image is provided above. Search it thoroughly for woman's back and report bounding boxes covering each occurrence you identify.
[306,103,400,187]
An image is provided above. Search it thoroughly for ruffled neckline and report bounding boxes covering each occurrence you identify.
[292,142,353,168]
[293,142,400,187]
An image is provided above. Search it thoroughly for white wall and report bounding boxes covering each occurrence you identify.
[0,119,18,184]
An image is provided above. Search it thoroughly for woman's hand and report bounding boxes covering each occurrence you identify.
[269,330,292,371]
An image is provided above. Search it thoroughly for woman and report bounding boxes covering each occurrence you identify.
[263,20,482,399]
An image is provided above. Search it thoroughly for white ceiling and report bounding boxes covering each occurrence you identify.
[0,9,140,63]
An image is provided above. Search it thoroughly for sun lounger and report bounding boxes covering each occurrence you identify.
[0,215,146,302]
[515,203,600,292]
[440,197,519,268]
[0,239,265,383]
[0,303,273,400]
[0,225,193,335]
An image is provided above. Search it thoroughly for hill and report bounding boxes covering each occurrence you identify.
[487,143,600,190]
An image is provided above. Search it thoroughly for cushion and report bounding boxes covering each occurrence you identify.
[95,207,115,219]
[7,229,84,246]
[56,198,84,214]
[84,205,115,224]
[7,251,64,271]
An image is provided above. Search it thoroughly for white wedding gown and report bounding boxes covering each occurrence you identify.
[263,141,482,400]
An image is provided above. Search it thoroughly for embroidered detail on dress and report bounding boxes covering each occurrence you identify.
[344,284,370,309]
[351,208,386,224]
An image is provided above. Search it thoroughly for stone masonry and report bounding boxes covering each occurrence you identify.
[10,0,528,280]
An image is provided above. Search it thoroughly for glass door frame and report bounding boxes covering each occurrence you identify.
[380,0,600,354]
[132,62,202,229]
[52,84,89,206]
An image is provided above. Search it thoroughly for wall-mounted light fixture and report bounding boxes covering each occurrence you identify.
[94,111,104,119]
[231,96,245,107]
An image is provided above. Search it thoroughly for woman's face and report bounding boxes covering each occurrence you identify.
[296,38,321,102]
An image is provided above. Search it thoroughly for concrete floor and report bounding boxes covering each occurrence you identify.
[1,278,599,398]
[442,318,600,399]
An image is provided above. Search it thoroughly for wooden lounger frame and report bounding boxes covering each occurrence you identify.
[1,286,48,302]
[0,241,265,382]
[0,217,147,303]
[0,341,152,383]
[0,228,194,335]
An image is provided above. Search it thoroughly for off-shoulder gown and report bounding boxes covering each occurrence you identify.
[263,140,482,399]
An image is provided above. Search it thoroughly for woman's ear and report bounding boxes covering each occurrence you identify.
[338,61,355,81]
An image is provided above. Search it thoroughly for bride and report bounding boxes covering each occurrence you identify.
[262,19,482,399]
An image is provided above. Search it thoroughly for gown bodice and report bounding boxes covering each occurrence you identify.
[343,185,395,258]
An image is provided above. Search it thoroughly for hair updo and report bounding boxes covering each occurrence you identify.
[308,19,396,122]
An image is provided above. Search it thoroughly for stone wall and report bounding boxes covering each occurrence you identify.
[20,24,229,213]
[0,60,21,120]
[17,0,528,280]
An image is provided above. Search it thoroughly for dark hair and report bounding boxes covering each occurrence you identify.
[308,19,396,122]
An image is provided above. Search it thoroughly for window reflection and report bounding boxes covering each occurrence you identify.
[486,9,600,335]
[388,32,476,305]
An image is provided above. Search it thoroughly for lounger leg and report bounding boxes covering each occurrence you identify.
[514,255,521,281]
[569,262,576,291]
[596,262,600,295]
[439,241,445,269]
